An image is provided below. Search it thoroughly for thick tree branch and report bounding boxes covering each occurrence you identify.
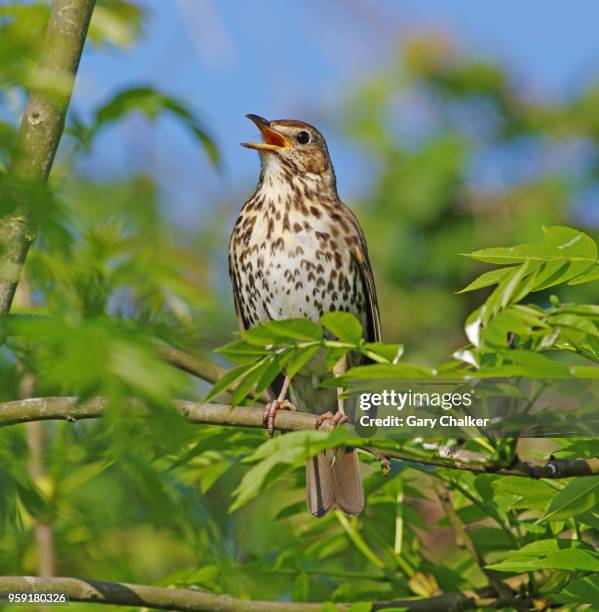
[0,0,96,314]
[0,576,526,612]
[1,397,597,478]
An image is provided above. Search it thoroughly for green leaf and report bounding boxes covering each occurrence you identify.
[493,476,556,499]
[466,527,514,552]
[554,439,599,459]
[92,86,219,165]
[538,476,599,523]
[543,225,597,258]
[242,319,323,346]
[570,366,599,378]
[264,318,323,341]
[362,342,405,364]
[492,476,556,510]
[543,549,599,572]
[557,575,599,605]
[496,350,571,377]
[197,460,232,494]
[464,226,597,264]
[60,459,115,495]
[324,346,351,370]
[254,354,286,394]
[530,259,569,291]
[533,259,593,291]
[482,306,546,347]
[321,311,363,344]
[230,358,272,405]
[347,604,373,612]
[568,266,599,285]
[286,345,321,378]
[486,539,599,573]
[216,339,269,364]
[549,313,599,337]
[292,571,309,602]
[482,259,533,321]
[324,363,435,387]
[246,427,348,463]
[230,428,347,511]
[88,0,143,47]
[557,304,599,317]
[5,316,185,405]
[457,266,514,293]
[204,364,253,401]
[275,500,306,520]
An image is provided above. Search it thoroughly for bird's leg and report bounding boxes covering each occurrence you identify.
[262,376,297,437]
[315,355,348,429]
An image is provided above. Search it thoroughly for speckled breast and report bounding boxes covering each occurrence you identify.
[229,188,367,331]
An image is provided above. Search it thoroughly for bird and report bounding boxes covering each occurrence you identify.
[228,114,381,517]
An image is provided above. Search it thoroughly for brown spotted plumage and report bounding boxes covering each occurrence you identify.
[229,114,381,517]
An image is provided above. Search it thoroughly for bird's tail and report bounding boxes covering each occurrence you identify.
[306,448,364,517]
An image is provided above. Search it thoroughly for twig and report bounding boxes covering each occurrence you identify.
[155,344,228,385]
[1,397,597,478]
[0,575,527,612]
[0,0,96,314]
[155,344,270,402]
[2,319,247,398]
[334,510,386,569]
[14,281,56,580]
[434,482,518,605]
[26,419,55,578]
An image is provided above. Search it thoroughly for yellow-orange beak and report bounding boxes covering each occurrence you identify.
[241,114,290,152]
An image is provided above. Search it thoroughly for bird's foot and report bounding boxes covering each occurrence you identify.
[315,410,348,430]
[262,399,297,437]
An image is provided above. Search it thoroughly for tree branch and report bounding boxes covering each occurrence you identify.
[155,343,270,402]
[0,575,526,612]
[1,397,597,478]
[15,282,56,580]
[155,344,228,385]
[2,319,243,398]
[0,0,96,314]
[434,482,516,605]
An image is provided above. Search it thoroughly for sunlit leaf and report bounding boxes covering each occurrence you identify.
[230,428,347,511]
[486,539,599,573]
[538,476,599,523]
[320,311,363,344]
[91,86,219,165]
[457,266,514,293]
[464,226,597,264]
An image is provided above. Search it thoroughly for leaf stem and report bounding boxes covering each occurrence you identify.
[334,509,386,569]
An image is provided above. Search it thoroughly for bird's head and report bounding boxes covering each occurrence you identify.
[242,114,336,190]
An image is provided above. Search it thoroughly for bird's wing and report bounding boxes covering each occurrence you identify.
[228,244,250,332]
[342,204,382,343]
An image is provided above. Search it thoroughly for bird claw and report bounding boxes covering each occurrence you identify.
[262,399,296,437]
[315,411,348,430]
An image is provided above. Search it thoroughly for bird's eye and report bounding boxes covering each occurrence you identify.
[296,130,311,145]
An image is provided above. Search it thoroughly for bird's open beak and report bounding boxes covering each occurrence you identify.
[241,114,290,152]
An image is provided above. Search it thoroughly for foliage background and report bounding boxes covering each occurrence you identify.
[1,1,599,610]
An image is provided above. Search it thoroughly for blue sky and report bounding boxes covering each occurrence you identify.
[73,0,599,226]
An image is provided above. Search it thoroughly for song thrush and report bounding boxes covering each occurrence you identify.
[229,114,381,517]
